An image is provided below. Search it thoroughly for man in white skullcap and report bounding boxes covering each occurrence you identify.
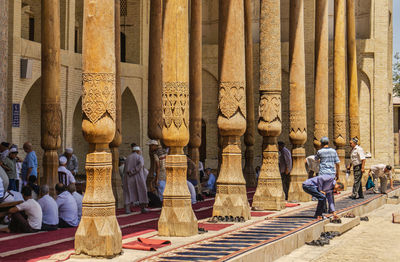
[62,148,78,176]
[58,156,76,186]
[123,145,149,214]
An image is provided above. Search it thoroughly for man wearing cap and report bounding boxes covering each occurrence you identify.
[0,142,10,161]
[1,148,18,191]
[347,138,366,199]
[147,139,167,201]
[315,137,340,179]
[58,156,76,186]
[123,145,149,214]
[368,164,394,194]
[21,142,38,185]
[62,148,78,176]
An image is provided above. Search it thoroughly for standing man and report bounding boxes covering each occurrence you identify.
[302,175,344,219]
[347,138,366,199]
[0,142,10,161]
[21,142,38,185]
[368,164,393,194]
[315,137,340,179]
[1,148,18,191]
[147,140,167,201]
[62,148,79,176]
[123,145,149,214]
[278,141,292,200]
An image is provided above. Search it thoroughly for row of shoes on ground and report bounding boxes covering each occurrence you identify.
[305,231,340,246]
[330,217,342,224]
[210,216,245,223]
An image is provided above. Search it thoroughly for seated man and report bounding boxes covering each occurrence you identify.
[302,175,344,219]
[369,164,394,194]
[55,183,78,228]
[6,186,42,233]
[58,156,76,186]
[187,180,197,205]
[202,168,216,195]
[38,185,59,231]
[67,183,83,221]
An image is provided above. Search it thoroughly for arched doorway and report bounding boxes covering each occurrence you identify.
[120,87,140,158]
[358,70,372,155]
[72,97,88,174]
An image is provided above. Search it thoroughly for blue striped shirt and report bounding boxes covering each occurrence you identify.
[315,147,340,176]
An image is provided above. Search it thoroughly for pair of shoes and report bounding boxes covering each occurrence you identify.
[305,238,330,246]
[330,218,342,224]
[344,212,355,218]
[321,231,340,239]
[141,208,150,214]
[198,227,208,234]
[349,196,357,199]
[360,216,369,221]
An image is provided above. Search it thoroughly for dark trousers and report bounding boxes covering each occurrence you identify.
[58,218,74,228]
[8,212,39,233]
[281,173,291,200]
[352,164,364,198]
[8,179,17,191]
[303,184,327,217]
[41,223,58,231]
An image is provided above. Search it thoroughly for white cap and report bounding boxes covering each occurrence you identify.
[146,139,159,146]
[65,148,73,154]
[132,146,141,151]
[9,148,18,153]
[59,156,68,165]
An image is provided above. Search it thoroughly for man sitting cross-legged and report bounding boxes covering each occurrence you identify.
[302,175,344,219]
[38,185,59,231]
[55,183,78,228]
[5,186,42,233]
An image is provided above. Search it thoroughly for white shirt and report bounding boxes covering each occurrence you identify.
[58,166,76,185]
[187,181,197,205]
[306,155,320,173]
[72,192,83,220]
[56,191,79,227]
[198,161,204,172]
[350,145,366,166]
[370,164,392,179]
[38,194,59,225]
[16,199,42,230]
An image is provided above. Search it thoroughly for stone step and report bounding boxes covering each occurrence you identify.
[324,217,360,235]
[387,196,400,205]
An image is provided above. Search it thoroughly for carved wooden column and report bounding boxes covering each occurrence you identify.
[41,0,62,194]
[75,0,122,257]
[288,0,309,202]
[158,0,198,237]
[109,0,123,208]
[147,0,163,191]
[314,0,329,149]
[212,0,251,220]
[243,0,256,188]
[0,0,7,141]
[252,0,285,210]
[347,0,359,141]
[334,0,347,172]
[188,0,202,190]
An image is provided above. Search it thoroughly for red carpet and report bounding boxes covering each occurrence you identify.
[285,203,301,207]
[251,211,274,217]
[0,190,255,262]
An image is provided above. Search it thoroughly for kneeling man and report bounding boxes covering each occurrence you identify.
[302,175,344,219]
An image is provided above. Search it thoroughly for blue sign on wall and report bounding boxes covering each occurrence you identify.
[12,103,20,127]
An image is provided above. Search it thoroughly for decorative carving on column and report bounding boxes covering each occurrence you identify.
[0,0,8,141]
[188,0,202,191]
[243,0,256,188]
[147,0,163,193]
[288,0,309,202]
[75,0,122,257]
[252,0,285,211]
[212,0,251,220]
[109,0,123,209]
[41,0,62,194]
[158,0,198,237]
[314,0,329,150]
[347,0,360,141]
[334,0,347,174]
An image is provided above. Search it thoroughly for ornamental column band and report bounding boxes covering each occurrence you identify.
[252,0,285,211]
[212,0,251,220]
[334,0,347,172]
[147,0,163,193]
[288,0,309,202]
[41,0,62,193]
[75,0,122,257]
[158,0,198,237]
[243,0,257,188]
[109,0,124,208]
[188,0,202,190]
[347,0,360,141]
[314,0,329,150]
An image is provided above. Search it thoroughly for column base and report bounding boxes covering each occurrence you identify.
[213,184,251,219]
[253,177,285,211]
[158,154,198,236]
[288,147,310,202]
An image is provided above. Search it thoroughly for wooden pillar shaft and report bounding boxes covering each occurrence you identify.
[252,0,285,210]
[41,0,62,194]
[243,0,256,188]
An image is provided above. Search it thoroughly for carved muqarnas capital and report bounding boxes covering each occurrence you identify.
[162,82,189,129]
[219,82,246,120]
[82,73,116,124]
[258,93,281,137]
